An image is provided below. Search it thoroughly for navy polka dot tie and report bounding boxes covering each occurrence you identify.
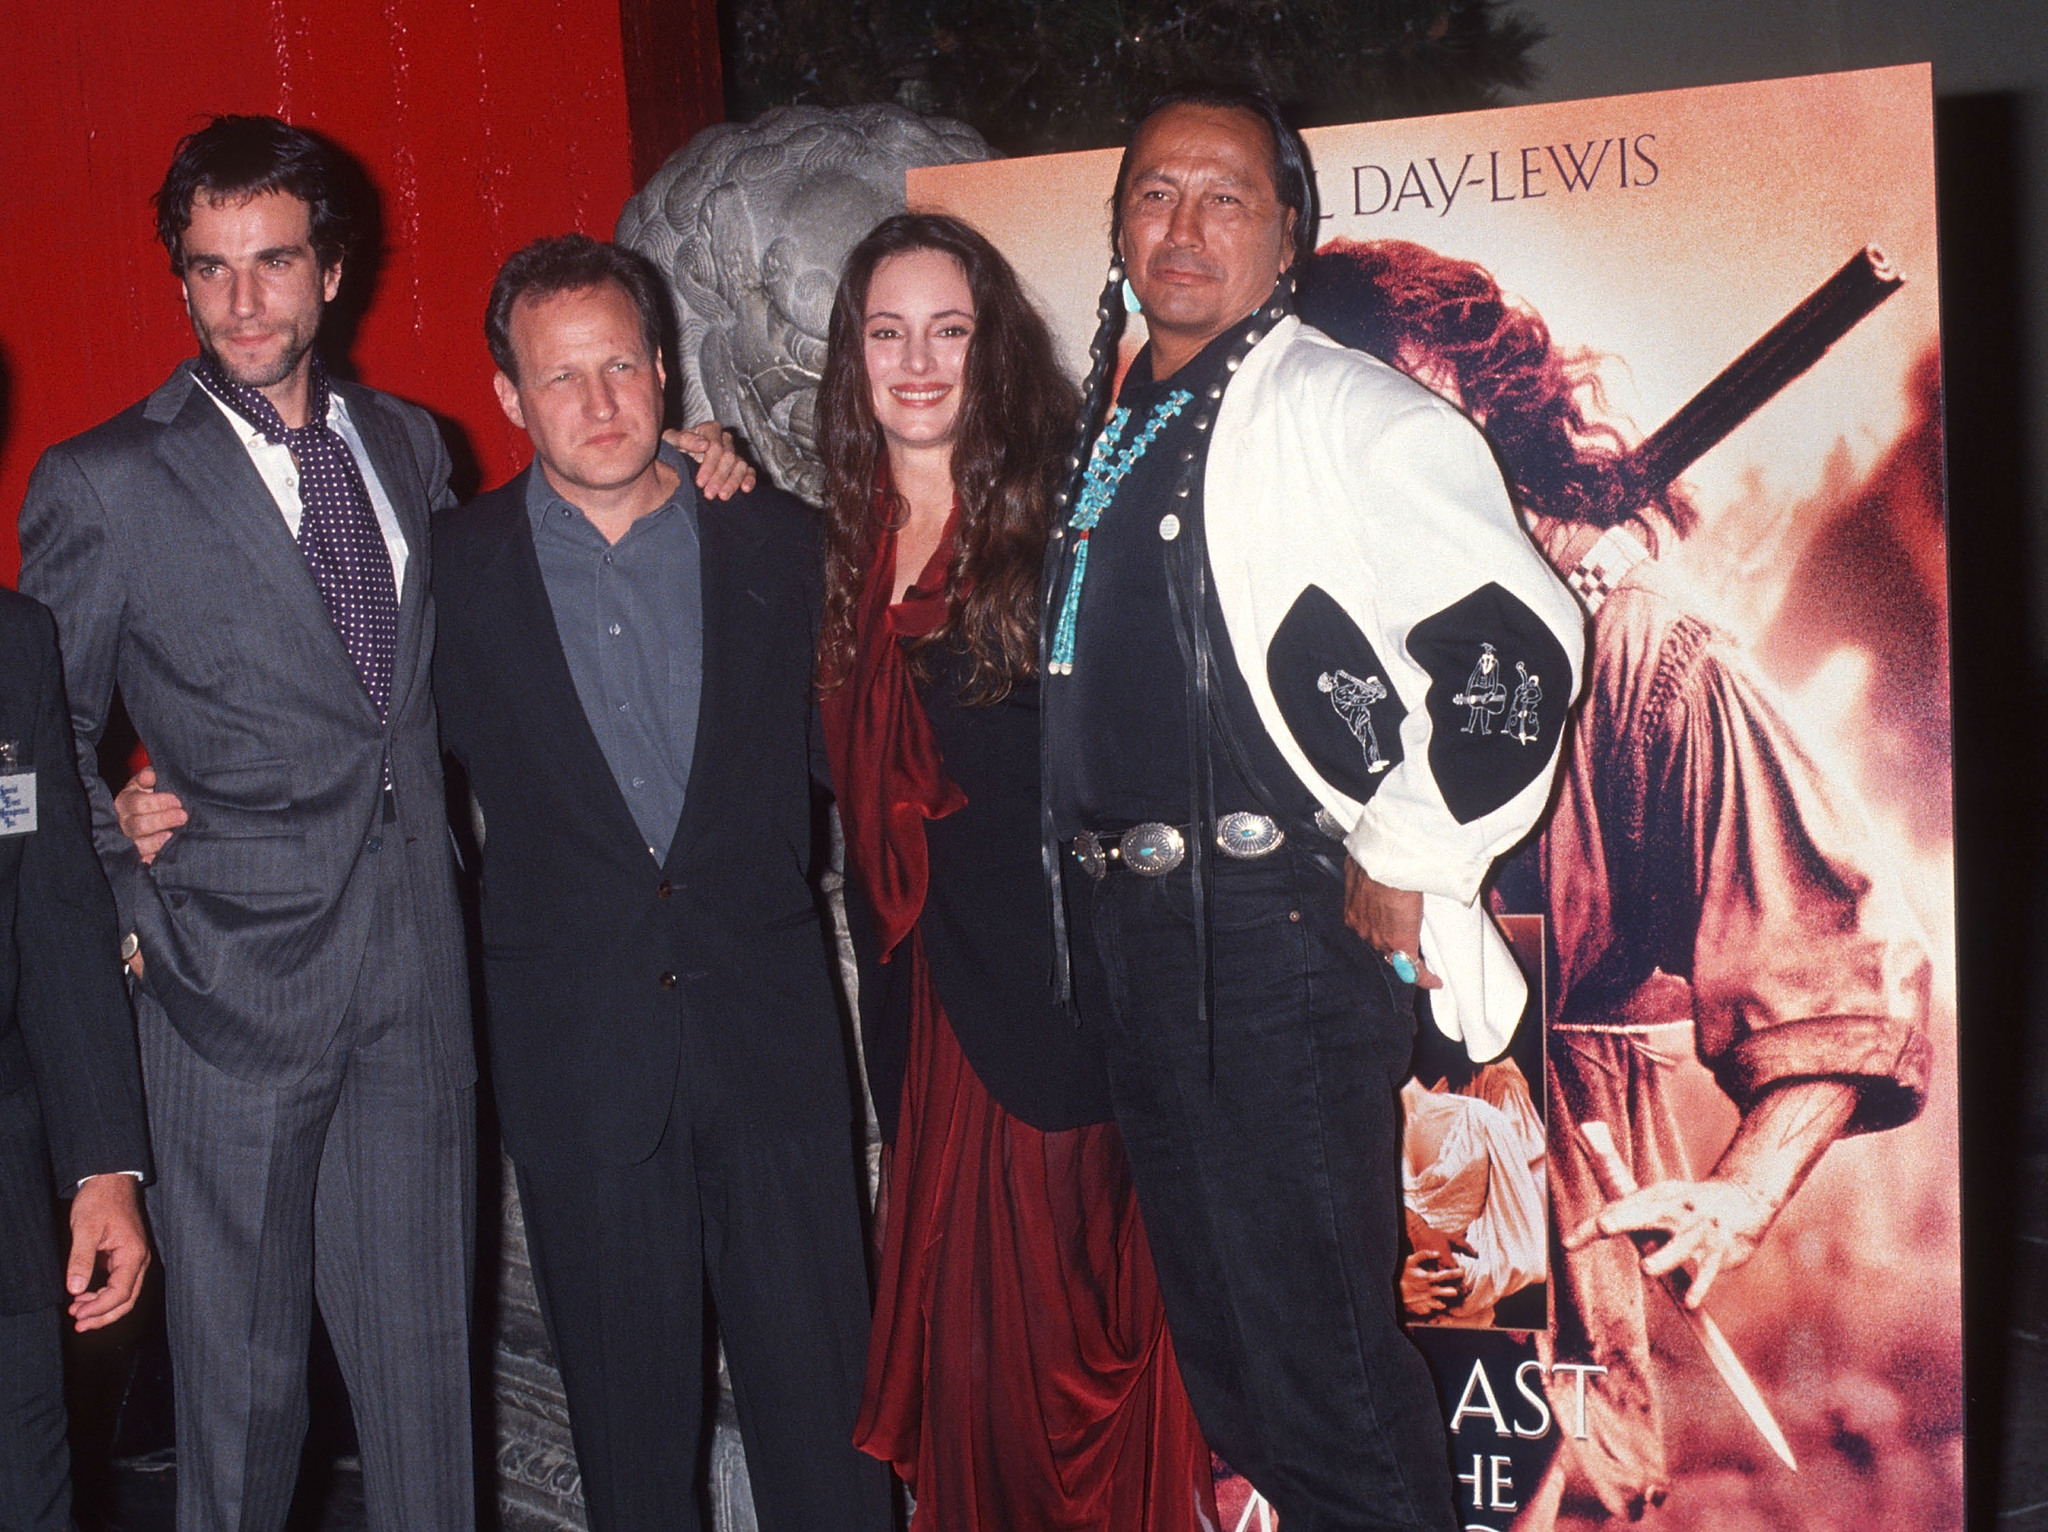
[198,353,400,719]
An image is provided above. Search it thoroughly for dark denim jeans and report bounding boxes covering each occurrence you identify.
[1067,841,1457,1531]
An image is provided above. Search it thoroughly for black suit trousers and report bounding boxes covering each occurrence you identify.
[513,1062,891,1532]
[0,1303,67,1532]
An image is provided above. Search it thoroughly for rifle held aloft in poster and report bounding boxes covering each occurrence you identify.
[1619,245,1904,512]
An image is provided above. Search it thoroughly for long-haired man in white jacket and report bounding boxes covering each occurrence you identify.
[1042,86,1583,1530]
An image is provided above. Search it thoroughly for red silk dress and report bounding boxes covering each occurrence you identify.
[823,510,1216,1531]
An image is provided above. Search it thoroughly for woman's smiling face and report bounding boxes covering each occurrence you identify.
[863,247,977,457]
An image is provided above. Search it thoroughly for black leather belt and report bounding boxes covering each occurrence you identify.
[1067,811,1286,880]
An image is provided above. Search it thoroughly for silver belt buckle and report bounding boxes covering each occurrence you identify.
[1216,811,1285,859]
[1119,822,1186,876]
[1073,830,1109,881]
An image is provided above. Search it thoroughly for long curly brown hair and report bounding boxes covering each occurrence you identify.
[817,213,1080,703]
[1297,237,1696,539]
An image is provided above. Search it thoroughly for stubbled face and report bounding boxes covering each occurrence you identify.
[180,189,339,402]
[862,247,976,458]
[493,281,667,502]
[1118,103,1298,369]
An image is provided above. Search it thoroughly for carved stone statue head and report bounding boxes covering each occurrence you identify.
[617,103,994,505]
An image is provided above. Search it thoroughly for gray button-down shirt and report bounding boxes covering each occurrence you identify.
[527,446,703,860]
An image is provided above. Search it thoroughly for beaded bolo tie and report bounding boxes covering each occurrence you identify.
[1046,388,1192,674]
[1047,269,1298,676]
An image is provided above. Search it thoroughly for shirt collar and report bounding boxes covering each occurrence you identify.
[526,442,696,538]
[1119,311,1264,412]
[194,363,349,447]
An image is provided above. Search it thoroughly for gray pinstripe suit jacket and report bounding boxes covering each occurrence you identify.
[17,360,471,1086]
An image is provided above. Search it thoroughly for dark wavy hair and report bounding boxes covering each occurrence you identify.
[155,116,355,275]
[817,213,1080,703]
[1297,237,1697,539]
[485,235,666,382]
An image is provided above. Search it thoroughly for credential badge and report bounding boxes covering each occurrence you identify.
[0,770,38,836]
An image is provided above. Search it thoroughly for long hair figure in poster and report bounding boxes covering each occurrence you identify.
[1300,234,1937,1528]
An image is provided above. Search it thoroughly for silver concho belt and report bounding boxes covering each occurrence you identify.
[1070,812,1285,881]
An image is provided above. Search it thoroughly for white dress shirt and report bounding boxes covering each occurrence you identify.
[197,377,410,592]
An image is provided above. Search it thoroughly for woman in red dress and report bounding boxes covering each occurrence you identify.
[817,212,1216,1531]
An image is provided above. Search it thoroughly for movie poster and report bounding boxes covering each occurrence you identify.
[910,65,1958,1530]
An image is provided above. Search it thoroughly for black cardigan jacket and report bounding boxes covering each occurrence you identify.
[846,644,1112,1141]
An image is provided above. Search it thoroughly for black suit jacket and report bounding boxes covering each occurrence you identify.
[0,589,150,1315]
[432,470,854,1172]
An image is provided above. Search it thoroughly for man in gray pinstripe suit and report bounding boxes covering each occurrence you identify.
[17,116,474,1530]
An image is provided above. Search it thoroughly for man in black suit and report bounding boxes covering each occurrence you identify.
[0,589,152,1531]
[435,236,888,1529]
[18,117,476,1529]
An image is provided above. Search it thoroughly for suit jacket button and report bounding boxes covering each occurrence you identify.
[365,836,383,853]
[656,880,673,898]
[658,971,678,990]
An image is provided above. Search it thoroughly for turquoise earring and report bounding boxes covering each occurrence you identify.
[1123,278,1143,315]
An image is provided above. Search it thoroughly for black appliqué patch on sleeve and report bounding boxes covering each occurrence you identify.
[1408,582,1569,823]
[1267,585,1407,804]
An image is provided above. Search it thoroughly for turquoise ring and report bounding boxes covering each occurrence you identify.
[1388,949,1419,985]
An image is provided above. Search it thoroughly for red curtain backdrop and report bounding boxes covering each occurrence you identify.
[0,0,723,582]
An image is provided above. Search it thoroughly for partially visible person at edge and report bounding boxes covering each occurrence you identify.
[1396,1060,1547,1328]
[1300,236,1931,1528]
[820,211,1219,1529]
[0,589,152,1532]
[1041,87,1585,1528]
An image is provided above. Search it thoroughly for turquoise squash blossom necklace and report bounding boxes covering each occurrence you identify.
[1048,388,1193,675]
